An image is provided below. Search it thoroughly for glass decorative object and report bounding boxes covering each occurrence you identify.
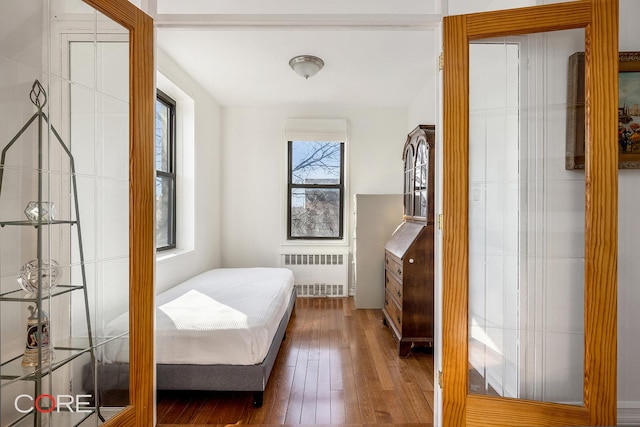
[17,259,61,293]
[24,201,57,221]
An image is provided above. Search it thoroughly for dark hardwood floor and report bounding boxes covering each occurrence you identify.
[156,297,434,426]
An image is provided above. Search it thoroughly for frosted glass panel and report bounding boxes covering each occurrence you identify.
[467,29,586,405]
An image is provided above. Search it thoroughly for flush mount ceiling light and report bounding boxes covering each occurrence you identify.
[289,55,324,79]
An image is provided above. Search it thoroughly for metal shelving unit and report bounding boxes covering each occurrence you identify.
[0,80,102,426]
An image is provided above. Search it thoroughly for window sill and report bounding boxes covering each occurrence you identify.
[156,248,193,262]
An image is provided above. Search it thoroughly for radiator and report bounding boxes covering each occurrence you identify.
[281,252,348,297]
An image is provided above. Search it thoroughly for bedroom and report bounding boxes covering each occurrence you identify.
[139,4,640,424]
[152,1,438,422]
[1,0,640,426]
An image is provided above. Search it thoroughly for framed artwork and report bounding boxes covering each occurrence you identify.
[566,51,640,169]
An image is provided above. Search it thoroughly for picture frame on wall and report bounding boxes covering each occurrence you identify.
[566,51,640,170]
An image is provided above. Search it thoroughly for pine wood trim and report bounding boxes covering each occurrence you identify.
[441,13,469,427]
[465,2,591,40]
[80,1,155,426]
[584,0,618,423]
[467,396,589,426]
[110,407,135,425]
[129,7,156,427]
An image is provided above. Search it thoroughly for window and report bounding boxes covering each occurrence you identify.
[155,90,176,250]
[287,140,344,240]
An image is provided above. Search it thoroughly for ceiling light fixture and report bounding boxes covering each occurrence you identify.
[289,55,324,79]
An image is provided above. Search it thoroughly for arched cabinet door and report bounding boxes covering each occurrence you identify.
[402,125,435,222]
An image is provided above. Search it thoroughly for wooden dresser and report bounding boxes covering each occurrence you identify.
[382,125,435,356]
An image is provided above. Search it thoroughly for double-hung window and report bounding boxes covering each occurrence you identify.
[287,140,344,240]
[155,90,176,251]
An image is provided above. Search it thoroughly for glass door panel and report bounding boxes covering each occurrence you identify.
[442,1,618,425]
[69,12,131,422]
[403,145,414,217]
[467,29,586,405]
[0,0,135,425]
[414,142,428,218]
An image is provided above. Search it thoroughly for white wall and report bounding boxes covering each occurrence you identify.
[408,79,437,130]
[155,48,223,294]
[157,0,439,15]
[220,105,407,268]
[406,26,441,427]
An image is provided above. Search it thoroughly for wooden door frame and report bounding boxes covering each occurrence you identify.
[442,1,618,425]
[81,0,155,425]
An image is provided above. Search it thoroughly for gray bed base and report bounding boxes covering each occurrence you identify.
[86,288,296,407]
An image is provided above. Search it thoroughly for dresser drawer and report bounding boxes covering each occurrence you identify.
[385,269,403,306]
[384,290,403,334]
[385,253,403,280]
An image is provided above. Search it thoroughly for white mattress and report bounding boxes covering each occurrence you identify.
[103,267,294,365]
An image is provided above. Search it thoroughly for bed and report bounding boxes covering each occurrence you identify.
[89,267,296,407]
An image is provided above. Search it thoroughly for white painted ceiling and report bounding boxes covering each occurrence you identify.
[153,1,439,107]
[157,29,436,107]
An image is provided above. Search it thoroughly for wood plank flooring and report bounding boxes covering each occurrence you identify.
[156,297,434,426]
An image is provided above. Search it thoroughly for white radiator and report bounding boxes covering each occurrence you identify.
[280,251,349,297]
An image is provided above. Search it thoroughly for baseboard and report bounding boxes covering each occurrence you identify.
[618,401,640,425]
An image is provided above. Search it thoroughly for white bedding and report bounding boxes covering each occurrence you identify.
[103,267,294,365]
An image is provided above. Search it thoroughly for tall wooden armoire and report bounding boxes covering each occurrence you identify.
[383,125,435,356]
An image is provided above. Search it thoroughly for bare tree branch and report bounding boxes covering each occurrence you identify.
[292,141,340,183]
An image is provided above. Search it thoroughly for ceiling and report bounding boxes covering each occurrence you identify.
[157,28,436,107]
[151,0,440,108]
[152,0,588,108]
[151,1,555,108]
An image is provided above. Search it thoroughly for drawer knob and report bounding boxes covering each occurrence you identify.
[385,258,389,264]
[409,258,414,264]
[386,276,389,283]
[397,316,401,325]
[397,290,401,298]
[397,268,402,276]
